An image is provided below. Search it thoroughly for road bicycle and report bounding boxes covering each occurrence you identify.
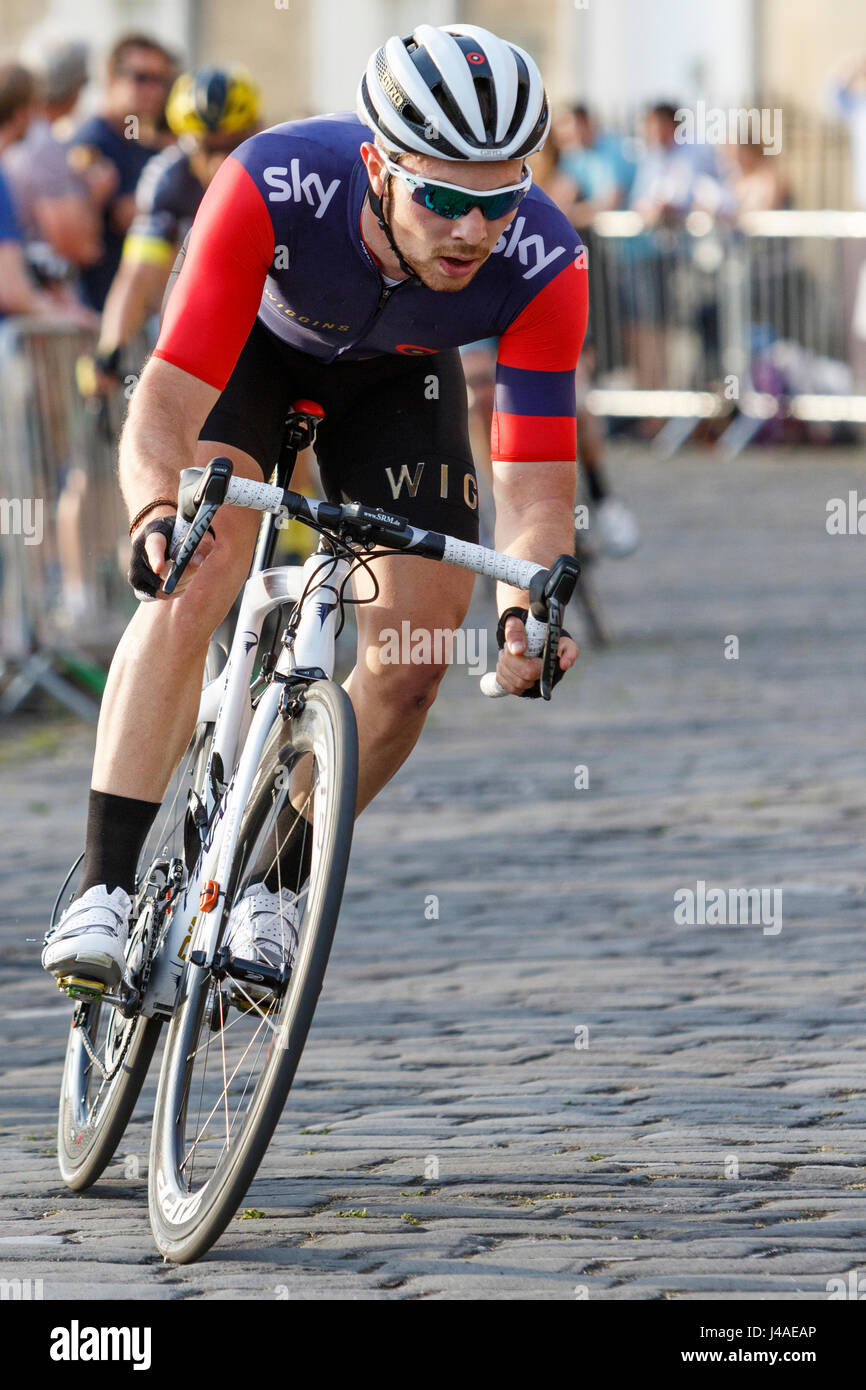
[50,399,579,1263]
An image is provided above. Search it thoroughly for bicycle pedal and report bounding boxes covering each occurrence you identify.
[57,974,106,1001]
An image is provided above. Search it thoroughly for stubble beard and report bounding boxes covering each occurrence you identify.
[385,183,487,292]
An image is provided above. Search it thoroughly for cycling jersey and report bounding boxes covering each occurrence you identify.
[124,145,204,267]
[154,111,588,464]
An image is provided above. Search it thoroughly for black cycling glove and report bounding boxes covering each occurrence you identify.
[128,516,176,601]
[496,606,571,700]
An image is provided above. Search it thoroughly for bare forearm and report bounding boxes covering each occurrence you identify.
[0,244,57,316]
[492,463,576,612]
[101,258,169,352]
[34,197,102,266]
[119,358,219,521]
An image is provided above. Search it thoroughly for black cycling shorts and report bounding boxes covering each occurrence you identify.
[199,318,480,542]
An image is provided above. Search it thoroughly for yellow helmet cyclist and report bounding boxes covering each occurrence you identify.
[165,65,261,138]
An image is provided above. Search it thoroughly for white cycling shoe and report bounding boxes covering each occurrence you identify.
[42,884,132,989]
[596,497,640,558]
[224,883,299,1001]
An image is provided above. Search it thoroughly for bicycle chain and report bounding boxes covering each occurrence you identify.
[76,1002,136,1086]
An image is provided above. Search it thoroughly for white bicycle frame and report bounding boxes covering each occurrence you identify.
[143,544,349,1017]
[141,472,550,1019]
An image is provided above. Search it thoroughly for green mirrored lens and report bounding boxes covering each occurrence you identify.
[416,184,525,221]
[422,188,473,219]
[478,192,521,219]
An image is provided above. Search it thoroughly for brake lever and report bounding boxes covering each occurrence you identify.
[162,457,233,596]
[529,553,581,701]
[162,499,218,595]
[540,595,564,700]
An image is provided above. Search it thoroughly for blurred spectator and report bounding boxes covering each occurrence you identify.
[528,128,579,216]
[699,140,791,219]
[0,62,92,323]
[828,54,866,209]
[88,66,262,393]
[2,38,102,274]
[554,105,635,226]
[66,32,178,310]
[630,102,719,225]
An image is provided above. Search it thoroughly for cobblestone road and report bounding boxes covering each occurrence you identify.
[1,445,865,1300]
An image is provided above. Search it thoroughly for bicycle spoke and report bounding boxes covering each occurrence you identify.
[179,1008,272,1173]
[173,769,319,1189]
[218,989,230,1155]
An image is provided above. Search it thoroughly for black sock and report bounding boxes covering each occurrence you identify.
[79,790,161,897]
[254,809,314,894]
[584,464,607,504]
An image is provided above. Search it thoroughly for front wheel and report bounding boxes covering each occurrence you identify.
[148,678,357,1263]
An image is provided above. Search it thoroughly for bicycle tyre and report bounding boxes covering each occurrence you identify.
[148,678,357,1262]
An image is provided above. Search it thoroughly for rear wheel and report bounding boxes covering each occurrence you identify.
[148,678,357,1262]
[56,642,224,1190]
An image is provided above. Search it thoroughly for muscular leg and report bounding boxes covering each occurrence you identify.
[344,552,474,813]
[91,441,263,802]
[88,444,471,893]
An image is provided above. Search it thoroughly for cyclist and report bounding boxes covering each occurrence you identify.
[83,66,262,393]
[43,23,586,993]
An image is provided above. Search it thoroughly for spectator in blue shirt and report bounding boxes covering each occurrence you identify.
[0,161,21,246]
[66,32,178,309]
[554,105,636,228]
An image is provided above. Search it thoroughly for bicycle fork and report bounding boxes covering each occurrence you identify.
[143,549,351,1018]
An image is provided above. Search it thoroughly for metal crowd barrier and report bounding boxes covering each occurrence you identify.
[585,211,743,454]
[585,210,866,457]
[0,319,133,721]
[722,210,866,455]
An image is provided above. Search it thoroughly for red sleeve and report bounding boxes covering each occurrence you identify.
[152,155,274,390]
[491,258,588,463]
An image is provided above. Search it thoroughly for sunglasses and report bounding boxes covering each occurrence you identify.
[380,152,532,221]
[120,69,172,87]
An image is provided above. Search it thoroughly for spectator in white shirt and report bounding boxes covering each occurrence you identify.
[630,102,719,225]
[828,54,866,209]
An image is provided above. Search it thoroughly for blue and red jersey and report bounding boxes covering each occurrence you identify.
[153,112,588,463]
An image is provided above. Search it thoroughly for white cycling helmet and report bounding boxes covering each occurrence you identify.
[357,22,550,162]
